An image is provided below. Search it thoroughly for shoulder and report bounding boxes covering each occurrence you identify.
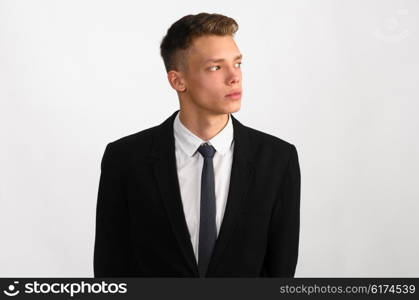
[241,123,300,173]
[243,123,297,155]
[108,125,158,152]
[100,125,160,169]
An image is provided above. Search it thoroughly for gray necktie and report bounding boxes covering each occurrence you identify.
[197,143,217,277]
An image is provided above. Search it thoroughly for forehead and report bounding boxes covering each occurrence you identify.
[188,35,240,62]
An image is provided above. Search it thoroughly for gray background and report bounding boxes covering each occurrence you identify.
[1,0,418,277]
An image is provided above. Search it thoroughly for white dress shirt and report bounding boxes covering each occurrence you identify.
[173,111,234,262]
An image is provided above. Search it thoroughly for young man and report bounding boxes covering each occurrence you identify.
[94,13,301,277]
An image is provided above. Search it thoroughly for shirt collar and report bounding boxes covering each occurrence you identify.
[173,111,234,157]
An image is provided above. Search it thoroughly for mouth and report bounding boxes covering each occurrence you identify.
[225,91,242,99]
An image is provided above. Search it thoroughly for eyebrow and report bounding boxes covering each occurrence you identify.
[203,54,243,64]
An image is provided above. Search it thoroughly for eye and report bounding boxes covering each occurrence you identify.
[235,62,242,68]
[209,65,220,71]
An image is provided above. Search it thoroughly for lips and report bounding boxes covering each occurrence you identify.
[225,90,242,97]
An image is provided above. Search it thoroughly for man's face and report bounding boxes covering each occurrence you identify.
[180,34,242,115]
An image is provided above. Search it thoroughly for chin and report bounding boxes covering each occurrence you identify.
[232,103,241,112]
[218,98,241,113]
[202,99,241,115]
[226,101,241,113]
[212,105,240,115]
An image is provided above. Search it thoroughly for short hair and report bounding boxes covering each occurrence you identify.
[160,13,239,73]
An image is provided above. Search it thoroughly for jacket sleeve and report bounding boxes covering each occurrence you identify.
[93,142,134,277]
[263,144,301,277]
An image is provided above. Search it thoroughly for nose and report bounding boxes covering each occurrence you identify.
[226,66,241,85]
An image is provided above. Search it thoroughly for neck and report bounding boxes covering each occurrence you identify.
[178,107,229,141]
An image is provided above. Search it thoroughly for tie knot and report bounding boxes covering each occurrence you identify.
[198,143,216,158]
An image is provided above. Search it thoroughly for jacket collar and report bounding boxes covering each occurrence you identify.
[173,110,234,157]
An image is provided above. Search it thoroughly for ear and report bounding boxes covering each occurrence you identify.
[167,70,186,92]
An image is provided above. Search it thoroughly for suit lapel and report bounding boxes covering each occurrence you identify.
[206,114,254,275]
[148,110,199,276]
[148,111,254,277]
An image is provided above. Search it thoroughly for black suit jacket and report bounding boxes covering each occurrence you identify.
[94,110,301,277]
